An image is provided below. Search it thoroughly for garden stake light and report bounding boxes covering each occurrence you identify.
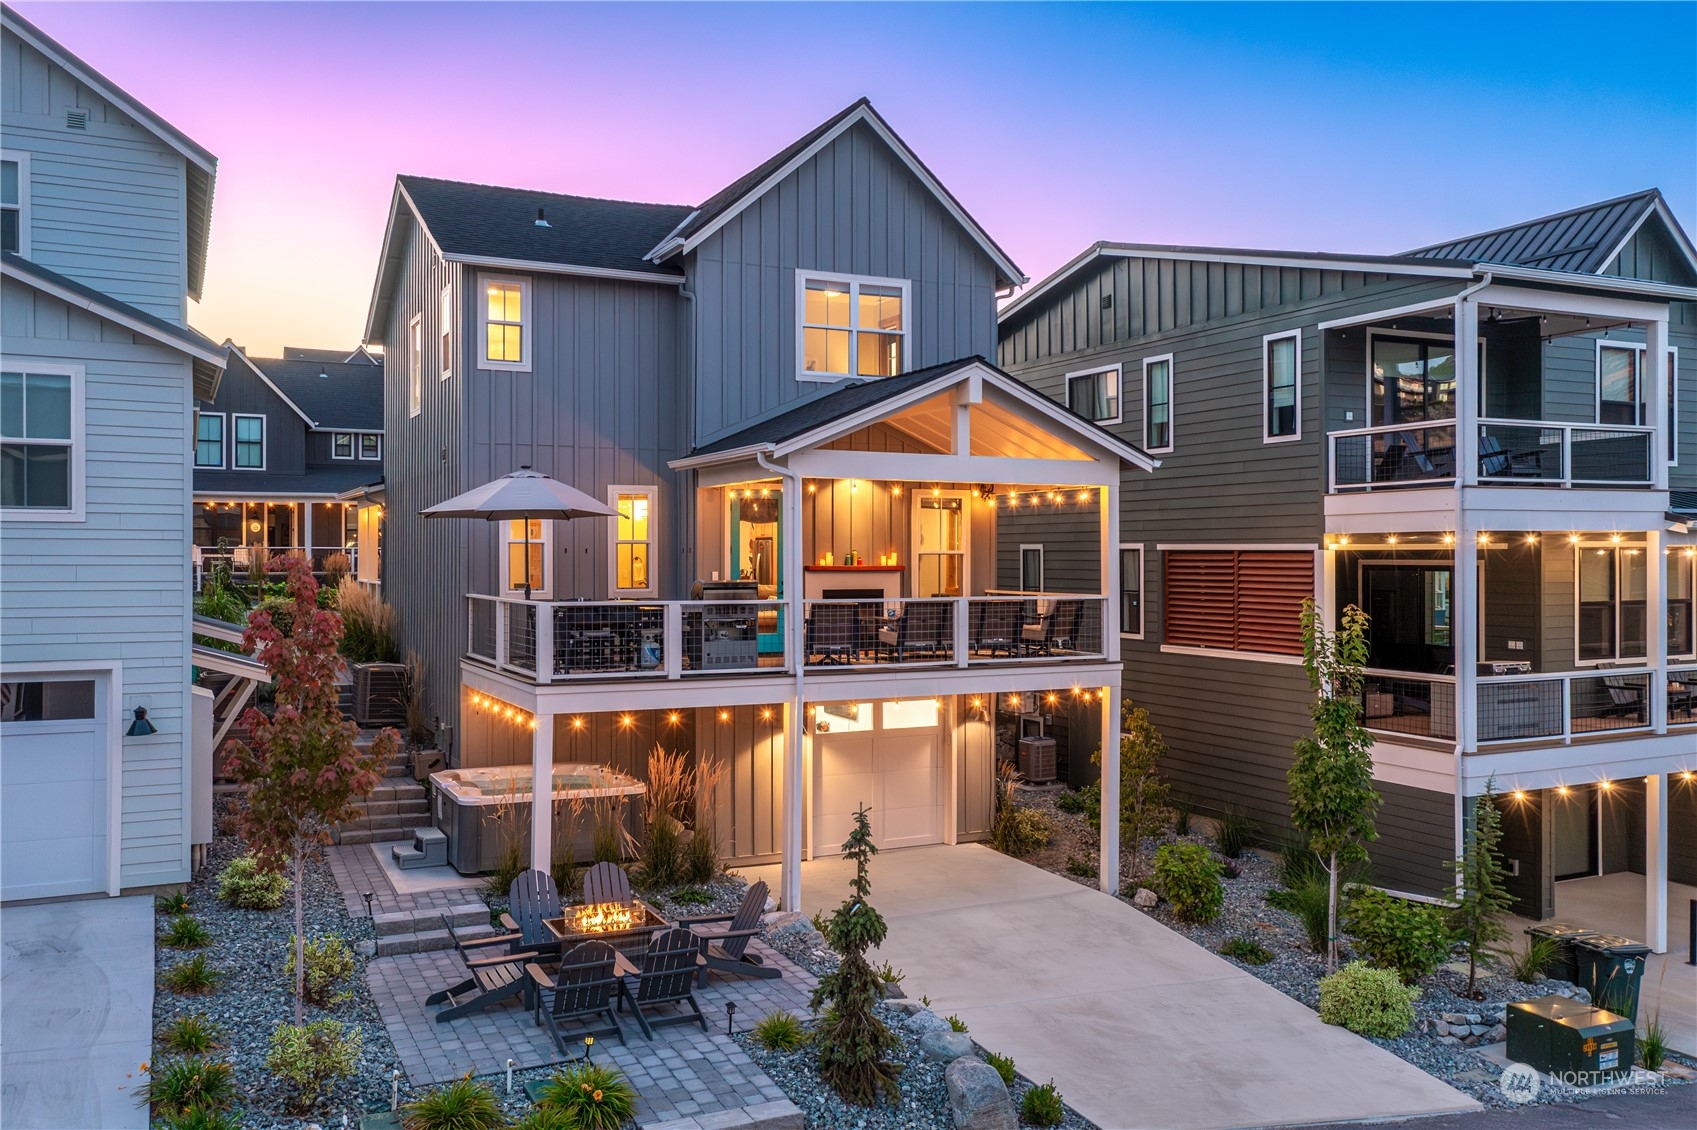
[390,1070,401,1110]
[584,1035,595,1062]
[506,1059,515,1094]
[726,1000,737,1036]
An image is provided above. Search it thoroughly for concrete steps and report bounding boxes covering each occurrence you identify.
[333,775,434,845]
[372,901,496,956]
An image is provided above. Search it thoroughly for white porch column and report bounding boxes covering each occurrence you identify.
[1647,772,1668,953]
[780,698,803,911]
[1099,678,1122,895]
[1650,528,1668,733]
[302,504,313,566]
[1454,520,1480,756]
[1647,318,1670,491]
[530,717,553,873]
[1102,485,1121,663]
[1455,296,1481,488]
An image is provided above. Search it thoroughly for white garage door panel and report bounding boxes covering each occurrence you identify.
[815,725,941,854]
[2,722,108,900]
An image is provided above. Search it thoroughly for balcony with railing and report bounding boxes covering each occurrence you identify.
[1328,421,1656,492]
[1360,667,1695,746]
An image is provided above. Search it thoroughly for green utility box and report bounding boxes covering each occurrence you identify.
[1570,934,1651,1023]
[1506,995,1635,1086]
[1523,922,1597,983]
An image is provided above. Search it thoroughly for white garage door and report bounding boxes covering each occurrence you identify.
[1,677,108,901]
[814,700,942,854]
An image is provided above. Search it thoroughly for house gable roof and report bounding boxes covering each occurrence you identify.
[283,345,381,366]
[2,5,218,301]
[248,355,384,431]
[1403,190,1677,276]
[645,99,1025,289]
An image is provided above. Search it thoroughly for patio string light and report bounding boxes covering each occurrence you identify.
[468,691,536,730]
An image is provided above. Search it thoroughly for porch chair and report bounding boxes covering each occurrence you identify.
[527,940,625,1052]
[1022,599,1083,656]
[679,879,781,985]
[1478,435,1543,479]
[619,927,708,1039]
[499,868,564,955]
[1599,676,1647,722]
[971,600,1025,658]
[425,910,546,1023]
[807,602,861,664]
[582,861,633,907]
[878,600,952,662]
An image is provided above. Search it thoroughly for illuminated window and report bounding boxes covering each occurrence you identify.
[503,518,549,596]
[611,487,656,596]
[798,273,907,380]
[482,276,530,370]
[1578,544,1647,662]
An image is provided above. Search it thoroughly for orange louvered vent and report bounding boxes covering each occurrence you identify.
[1164,550,1312,656]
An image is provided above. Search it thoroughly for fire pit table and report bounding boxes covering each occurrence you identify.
[542,899,672,958]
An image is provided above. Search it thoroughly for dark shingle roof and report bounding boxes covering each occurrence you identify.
[398,175,691,277]
[194,464,381,498]
[283,345,379,366]
[248,355,384,431]
[1405,190,1661,275]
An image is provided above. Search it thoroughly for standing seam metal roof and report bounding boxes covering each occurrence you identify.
[1404,190,1661,275]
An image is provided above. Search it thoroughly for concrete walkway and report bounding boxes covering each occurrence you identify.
[1,896,153,1130]
[748,845,1479,1130]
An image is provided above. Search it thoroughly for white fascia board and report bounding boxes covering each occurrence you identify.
[642,210,698,262]
[193,491,347,501]
[1316,294,1466,331]
[1596,198,1697,281]
[222,344,316,427]
[362,184,416,345]
[1481,266,1697,303]
[439,252,683,287]
[0,262,227,366]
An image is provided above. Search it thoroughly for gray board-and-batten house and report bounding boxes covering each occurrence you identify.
[996,189,1697,954]
[362,99,1155,910]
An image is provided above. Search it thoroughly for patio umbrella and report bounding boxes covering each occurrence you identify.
[421,467,617,598]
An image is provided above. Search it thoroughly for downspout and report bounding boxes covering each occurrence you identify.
[756,448,806,912]
[679,281,698,593]
[1451,270,1491,868]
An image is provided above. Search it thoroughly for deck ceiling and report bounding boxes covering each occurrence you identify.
[871,390,1095,461]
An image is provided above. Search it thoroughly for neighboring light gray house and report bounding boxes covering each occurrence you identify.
[193,344,385,586]
[0,6,228,901]
[363,99,1155,909]
[997,190,1697,953]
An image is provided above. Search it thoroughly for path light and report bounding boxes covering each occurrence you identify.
[506,1058,515,1094]
[584,1035,594,1063]
[362,891,374,919]
[726,1000,738,1036]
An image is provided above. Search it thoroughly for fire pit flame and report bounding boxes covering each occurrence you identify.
[571,901,637,933]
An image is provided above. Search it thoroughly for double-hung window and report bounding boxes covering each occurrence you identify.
[798,273,907,381]
[610,487,656,596]
[408,315,422,417]
[1120,545,1143,637]
[1065,364,1120,424]
[1577,544,1647,662]
[439,285,453,380]
[1,366,79,515]
[1,152,26,255]
[332,432,354,459]
[1263,330,1301,442]
[503,519,549,596]
[1143,355,1173,452]
[360,433,380,460]
[233,414,265,469]
[481,276,530,371]
[196,413,225,467]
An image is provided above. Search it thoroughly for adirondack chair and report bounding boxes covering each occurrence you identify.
[619,927,708,1039]
[581,861,633,907]
[971,600,1024,658]
[498,868,563,958]
[679,879,780,985]
[527,940,624,1052]
[425,916,543,1023]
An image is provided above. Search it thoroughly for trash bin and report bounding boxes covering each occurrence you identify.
[1570,934,1651,1022]
[1506,995,1634,1086]
[1524,922,1597,984]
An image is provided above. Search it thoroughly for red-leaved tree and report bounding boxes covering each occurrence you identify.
[223,555,401,1023]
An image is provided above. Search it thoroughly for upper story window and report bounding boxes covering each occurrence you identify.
[482,276,531,371]
[611,487,656,596]
[1120,544,1143,638]
[333,432,354,459]
[797,273,908,381]
[360,433,381,460]
[1,366,79,516]
[1596,343,1676,451]
[1066,364,1120,424]
[1,153,28,256]
[1369,333,1464,425]
[195,413,225,467]
[440,285,453,380]
[1019,545,1044,592]
[504,518,549,597]
[1264,330,1301,442]
[1143,355,1173,452]
[233,414,265,469]
[1671,551,1695,660]
[408,315,422,417]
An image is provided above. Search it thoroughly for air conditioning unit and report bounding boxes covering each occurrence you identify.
[353,662,408,727]
[1017,736,1056,784]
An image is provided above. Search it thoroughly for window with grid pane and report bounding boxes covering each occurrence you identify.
[1,370,73,510]
[1164,550,1311,656]
[196,414,224,467]
[360,433,380,460]
[799,274,907,380]
[613,489,655,594]
[484,279,527,366]
[1,157,22,255]
[233,415,264,468]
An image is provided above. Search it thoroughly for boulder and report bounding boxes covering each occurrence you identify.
[1487,1023,1507,1043]
[905,1009,954,1036]
[920,1030,976,1063]
[886,998,927,1016]
[1132,888,1158,910]
[763,911,811,937]
[946,1057,1017,1130]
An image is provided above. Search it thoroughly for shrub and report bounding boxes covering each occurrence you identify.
[1508,935,1562,983]
[157,890,191,915]
[1218,937,1273,965]
[686,755,727,884]
[1215,804,1258,859]
[1064,855,1095,878]
[669,885,714,907]
[161,914,212,949]
[1639,1014,1668,1071]
[322,551,352,587]
[161,954,222,995]
[983,1050,1017,1087]
[990,761,1053,858]
[946,1014,969,1033]
[1152,842,1224,924]
[874,961,905,992]
[1170,794,1193,835]
[535,1062,638,1130]
[159,1013,223,1055]
[1054,789,1089,816]
[1317,961,1419,1038]
[404,650,433,748]
[283,935,356,1006]
[266,1020,361,1112]
[1267,877,1331,952]
[160,1106,245,1130]
[336,577,399,663]
[1343,888,1454,984]
[401,1077,504,1130]
[482,838,525,903]
[217,854,289,910]
[753,1009,809,1051]
[508,1108,575,1130]
[1019,1080,1065,1127]
[138,1056,235,1117]
[254,595,298,639]
[641,814,686,890]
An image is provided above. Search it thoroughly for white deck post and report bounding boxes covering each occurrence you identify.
[1649,528,1668,733]
[302,503,313,567]
[1099,677,1122,895]
[1455,296,1481,488]
[530,715,553,873]
[1647,318,1669,492]
[1647,772,1668,954]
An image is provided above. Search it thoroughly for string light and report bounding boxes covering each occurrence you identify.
[666,711,682,726]
[760,707,773,722]
[618,713,634,729]
[571,717,585,730]
[1077,491,1089,503]
[890,484,901,497]
[718,709,730,722]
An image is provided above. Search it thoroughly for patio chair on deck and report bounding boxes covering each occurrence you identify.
[619,927,708,1038]
[527,940,625,1052]
[807,603,861,664]
[878,600,951,662]
[1599,676,1646,722]
[582,861,633,907]
[679,879,780,986]
[971,600,1025,658]
[1022,599,1083,656]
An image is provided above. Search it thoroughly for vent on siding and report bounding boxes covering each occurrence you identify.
[65,107,89,130]
[1164,550,1312,656]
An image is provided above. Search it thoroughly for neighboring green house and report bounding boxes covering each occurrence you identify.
[997,190,1697,953]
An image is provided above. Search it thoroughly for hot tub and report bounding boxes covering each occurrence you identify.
[430,763,646,875]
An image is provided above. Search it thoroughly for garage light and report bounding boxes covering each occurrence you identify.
[126,706,157,737]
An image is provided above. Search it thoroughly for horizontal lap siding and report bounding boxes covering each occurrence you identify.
[994,496,1100,593]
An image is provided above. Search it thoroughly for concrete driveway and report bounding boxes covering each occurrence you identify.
[1,896,153,1130]
[749,845,1479,1130]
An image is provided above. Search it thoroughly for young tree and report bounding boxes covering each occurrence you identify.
[223,555,401,1024]
[809,805,901,1106]
[1448,775,1515,998]
[1288,600,1381,973]
[1090,699,1172,880]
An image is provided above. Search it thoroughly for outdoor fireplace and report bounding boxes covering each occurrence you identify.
[543,898,670,954]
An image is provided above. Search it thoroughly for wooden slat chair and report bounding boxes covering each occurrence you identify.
[425,913,543,1023]
[680,879,780,986]
[527,940,624,1053]
[581,861,633,907]
[498,868,564,957]
[619,927,708,1039]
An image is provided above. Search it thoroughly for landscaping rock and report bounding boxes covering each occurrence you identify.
[919,1030,975,1062]
[886,998,927,1016]
[1132,887,1158,910]
[905,1009,954,1036]
[763,910,812,937]
[945,1057,1016,1130]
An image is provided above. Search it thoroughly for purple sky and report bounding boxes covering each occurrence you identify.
[19,2,1696,354]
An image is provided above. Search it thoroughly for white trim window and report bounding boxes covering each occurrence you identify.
[2,363,83,518]
[439,284,453,380]
[332,432,354,460]
[232,414,265,469]
[480,275,531,371]
[796,272,909,382]
[1019,544,1044,592]
[1065,363,1121,424]
[1143,354,1174,452]
[408,314,422,417]
[1119,543,1143,638]
[609,486,657,597]
[1596,341,1677,461]
[1263,329,1302,442]
[1576,543,1647,663]
[195,411,225,468]
[502,518,551,597]
[360,433,381,461]
[1,151,28,256]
